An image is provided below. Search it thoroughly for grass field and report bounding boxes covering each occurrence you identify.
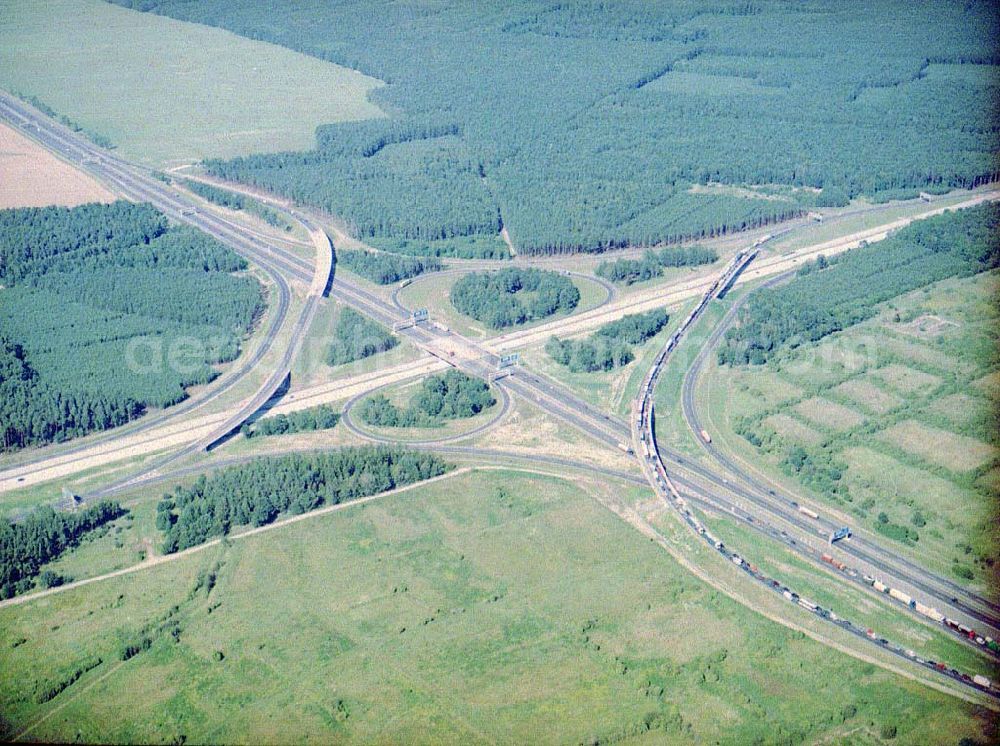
[289,298,423,391]
[832,378,903,414]
[879,421,995,473]
[0,469,991,744]
[871,364,942,396]
[704,271,1000,587]
[761,413,825,446]
[793,397,867,433]
[39,499,162,583]
[0,448,171,521]
[0,0,385,167]
[653,299,733,458]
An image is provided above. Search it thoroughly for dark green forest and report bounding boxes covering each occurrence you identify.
[718,204,1000,365]
[326,308,399,366]
[0,501,126,598]
[450,268,580,329]
[156,447,451,552]
[336,249,441,285]
[547,309,669,372]
[116,1,998,254]
[241,404,339,439]
[596,245,718,285]
[0,202,263,451]
[358,370,495,428]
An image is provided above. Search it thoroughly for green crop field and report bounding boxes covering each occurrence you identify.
[0,469,990,744]
[0,0,385,167]
[705,270,1000,589]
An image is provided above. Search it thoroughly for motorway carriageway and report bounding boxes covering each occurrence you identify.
[630,251,1000,652]
[678,269,1000,640]
[5,88,992,486]
[486,187,1000,354]
[3,94,997,655]
[0,94,629,487]
[0,95,305,459]
[0,358,451,493]
[0,97,330,493]
[631,253,998,700]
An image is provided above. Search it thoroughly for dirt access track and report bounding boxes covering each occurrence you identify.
[0,121,113,208]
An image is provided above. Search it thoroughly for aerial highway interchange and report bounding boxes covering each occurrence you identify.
[1,89,998,704]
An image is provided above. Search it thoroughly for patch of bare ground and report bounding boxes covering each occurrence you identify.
[831,379,902,414]
[761,413,825,446]
[793,397,866,432]
[899,313,959,338]
[878,420,996,472]
[474,400,637,474]
[0,122,113,208]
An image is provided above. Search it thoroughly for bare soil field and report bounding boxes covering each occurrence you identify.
[900,313,959,338]
[831,379,902,415]
[761,413,824,446]
[869,364,942,396]
[878,420,995,473]
[793,397,866,432]
[924,393,983,428]
[0,123,113,208]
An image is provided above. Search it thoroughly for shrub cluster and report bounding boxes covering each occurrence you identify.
[546,309,668,373]
[337,249,441,285]
[780,445,849,503]
[596,246,718,285]
[326,309,398,366]
[242,404,340,439]
[0,501,127,598]
[184,179,292,231]
[156,447,451,552]
[368,235,510,260]
[875,512,919,545]
[546,337,634,373]
[358,370,495,428]
[451,268,579,329]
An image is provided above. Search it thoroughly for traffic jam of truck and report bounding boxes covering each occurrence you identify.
[633,247,996,699]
